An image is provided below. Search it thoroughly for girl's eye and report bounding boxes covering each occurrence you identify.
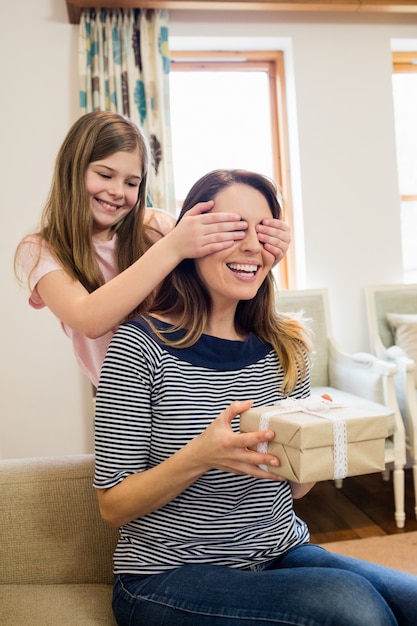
[99,172,111,179]
[127,181,139,188]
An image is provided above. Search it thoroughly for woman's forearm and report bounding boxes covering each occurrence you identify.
[97,436,207,527]
[290,481,316,499]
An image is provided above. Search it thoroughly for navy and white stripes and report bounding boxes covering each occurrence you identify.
[94,316,311,574]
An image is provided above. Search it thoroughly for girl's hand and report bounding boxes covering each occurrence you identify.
[195,400,284,481]
[172,201,248,259]
[256,218,291,265]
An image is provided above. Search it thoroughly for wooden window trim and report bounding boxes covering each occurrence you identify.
[66,1,417,25]
[170,50,293,288]
[393,51,417,74]
[392,52,417,206]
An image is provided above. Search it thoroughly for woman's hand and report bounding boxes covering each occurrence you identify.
[170,201,248,259]
[97,399,284,527]
[194,399,284,481]
[256,218,291,265]
[289,481,316,499]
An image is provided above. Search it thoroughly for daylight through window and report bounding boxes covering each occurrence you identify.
[169,51,292,288]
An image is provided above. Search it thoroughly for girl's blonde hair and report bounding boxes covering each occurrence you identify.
[150,169,312,393]
[16,111,158,314]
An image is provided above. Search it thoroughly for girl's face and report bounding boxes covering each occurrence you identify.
[195,183,275,309]
[85,150,143,240]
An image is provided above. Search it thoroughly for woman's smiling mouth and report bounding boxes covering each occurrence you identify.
[226,262,259,278]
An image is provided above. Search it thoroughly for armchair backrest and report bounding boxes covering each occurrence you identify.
[365,284,417,354]
[276,288,331,387]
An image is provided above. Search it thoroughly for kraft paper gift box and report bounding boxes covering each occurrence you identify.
[240,397,389,483]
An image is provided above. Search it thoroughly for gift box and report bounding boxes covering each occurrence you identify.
[240,396,389,483]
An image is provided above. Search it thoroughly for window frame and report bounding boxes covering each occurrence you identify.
[170,49,293,289]
[392,51,417,281]
[392,51,417,208]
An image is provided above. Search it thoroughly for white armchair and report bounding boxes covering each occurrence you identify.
[365,283,417,520]
[276,288,407,528]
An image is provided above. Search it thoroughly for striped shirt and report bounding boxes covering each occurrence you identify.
[94,315,311,575]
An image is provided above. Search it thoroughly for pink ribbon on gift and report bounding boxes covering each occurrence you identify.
[257,396,348,480]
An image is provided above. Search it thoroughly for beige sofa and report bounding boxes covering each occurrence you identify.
[0,454,118,625]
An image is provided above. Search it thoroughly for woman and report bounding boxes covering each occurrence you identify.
[94,169,416,625]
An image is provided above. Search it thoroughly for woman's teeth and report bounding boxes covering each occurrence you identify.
[227,263,258,275]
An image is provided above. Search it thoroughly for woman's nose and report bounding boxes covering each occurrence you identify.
[241,226,262,251]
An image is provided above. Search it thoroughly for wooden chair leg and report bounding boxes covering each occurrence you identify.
[413,462,417,520]
[392,465,405,529]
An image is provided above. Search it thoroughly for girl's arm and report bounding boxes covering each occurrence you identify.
[97,399,283,528]
[35,206,291,339]
[35,202,246,338]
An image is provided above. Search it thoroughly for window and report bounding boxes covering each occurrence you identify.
[392,52,417,283]
[169,51,292,289]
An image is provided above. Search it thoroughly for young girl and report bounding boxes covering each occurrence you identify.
[14,111,290,387]
[94,169,417,626]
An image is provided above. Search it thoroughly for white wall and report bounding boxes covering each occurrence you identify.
[0,0,93,459]
[1,2,416,458]
[169,10,417,348]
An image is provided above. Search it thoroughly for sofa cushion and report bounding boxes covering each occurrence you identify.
[0,584,116,626]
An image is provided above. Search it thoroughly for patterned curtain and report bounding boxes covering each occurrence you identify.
[79,8,175,214]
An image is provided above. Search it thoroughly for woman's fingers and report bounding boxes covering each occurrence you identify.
[198,401,283,480]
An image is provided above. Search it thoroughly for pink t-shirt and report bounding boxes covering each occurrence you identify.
[18,208,175,387]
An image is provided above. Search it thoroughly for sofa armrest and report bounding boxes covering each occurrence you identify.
[327,339,406,463]
[328,339,397,404]
[0,454,118,586]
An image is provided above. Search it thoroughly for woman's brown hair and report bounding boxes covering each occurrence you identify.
[150,169,312,393]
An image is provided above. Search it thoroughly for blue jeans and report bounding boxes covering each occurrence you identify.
[112,543,417,626]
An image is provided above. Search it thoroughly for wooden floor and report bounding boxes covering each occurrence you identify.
[293,467,417,544]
